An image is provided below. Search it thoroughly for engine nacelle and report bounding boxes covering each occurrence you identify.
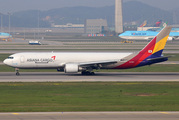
[64,64,79,73]
[168,37,174,41]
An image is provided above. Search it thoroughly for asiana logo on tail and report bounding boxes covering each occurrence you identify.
[27,56,56,63]
[148,50,153,53]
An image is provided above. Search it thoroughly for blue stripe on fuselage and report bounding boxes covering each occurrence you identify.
[0,32,10,36]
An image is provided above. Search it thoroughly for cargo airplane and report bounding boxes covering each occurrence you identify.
[3,26,172,75]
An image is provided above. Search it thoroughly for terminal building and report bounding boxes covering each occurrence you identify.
[51,23,84,28]
[84,19,108,34]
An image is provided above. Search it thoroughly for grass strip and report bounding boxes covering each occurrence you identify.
[0,64,179,72]
[163,53,179,61]
[0,54,11,62]
[0,82,179,112]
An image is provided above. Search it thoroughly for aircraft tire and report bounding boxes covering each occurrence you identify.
[85,71,90,75]
[81,71,95,75]
[16,72,20,76]
[81,71,86,75]
[91,72,95,75]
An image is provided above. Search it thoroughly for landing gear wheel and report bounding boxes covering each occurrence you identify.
[86,71,90,75]
[15,68,20,76]
[81,71,86,75]
[91,72,95,75]
[16,72,20,76]
[81,71,95,75]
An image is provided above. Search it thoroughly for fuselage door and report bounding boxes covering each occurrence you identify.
[20,56,25,63]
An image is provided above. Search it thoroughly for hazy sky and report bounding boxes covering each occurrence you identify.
[0,0,179,13]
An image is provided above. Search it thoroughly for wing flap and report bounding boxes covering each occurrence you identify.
[78,60,119,67]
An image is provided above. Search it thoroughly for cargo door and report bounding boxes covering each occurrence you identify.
[20,56,25,63]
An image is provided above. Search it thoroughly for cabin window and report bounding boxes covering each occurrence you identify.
[7,57,14,59]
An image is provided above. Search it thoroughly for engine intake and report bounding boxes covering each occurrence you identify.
[64,64,79,73]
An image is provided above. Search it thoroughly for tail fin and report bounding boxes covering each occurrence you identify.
[162,22,168,28]
[140,20,147,27]
[132,26,172,67]
[140,26,172,57]
[115,26,172,69]
[154,20,162,27]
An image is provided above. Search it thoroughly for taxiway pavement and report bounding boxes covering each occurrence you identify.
[0,112,178,120]
[0,72,179,82]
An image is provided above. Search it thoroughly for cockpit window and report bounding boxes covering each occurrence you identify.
[7,57,14,59]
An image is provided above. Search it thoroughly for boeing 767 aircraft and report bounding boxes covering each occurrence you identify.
[3,26,172,75]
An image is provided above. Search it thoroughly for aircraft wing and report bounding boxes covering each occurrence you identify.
[78,60,119,68]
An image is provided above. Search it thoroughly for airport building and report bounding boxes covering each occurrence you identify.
[124,25,138,31]
[51,23,84,28]
[84,19,108,34]
[137,27,160,31]
[115,0,123,34]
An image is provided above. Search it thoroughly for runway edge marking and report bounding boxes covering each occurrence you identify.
[160,112,170,114]
[12,113,20,115]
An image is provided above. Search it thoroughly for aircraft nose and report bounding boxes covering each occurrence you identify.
[3,59,9,65]
[3,59,7,64]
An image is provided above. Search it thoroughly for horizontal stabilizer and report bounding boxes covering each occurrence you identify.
[147,56,173,61]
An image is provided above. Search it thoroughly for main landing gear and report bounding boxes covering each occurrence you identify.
[15,68,20,76]
[81,71,95,75]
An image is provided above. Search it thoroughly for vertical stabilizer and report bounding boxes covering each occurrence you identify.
[140,20,147,27]
[140,26,172,56]
[115,26,172,69]
[154,20,162,27]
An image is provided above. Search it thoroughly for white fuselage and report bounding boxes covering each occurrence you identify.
[119,36,154,40]
[3,52,132,69]
[119,36,174,41]
[0,35,10,39]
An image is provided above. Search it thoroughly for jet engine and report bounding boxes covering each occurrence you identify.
[168,37,174,41]
[64,64,79,73]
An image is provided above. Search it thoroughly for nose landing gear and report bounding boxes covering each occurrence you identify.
[15,68,20,76]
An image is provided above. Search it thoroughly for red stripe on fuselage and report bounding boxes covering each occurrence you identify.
[114,37,156,69]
